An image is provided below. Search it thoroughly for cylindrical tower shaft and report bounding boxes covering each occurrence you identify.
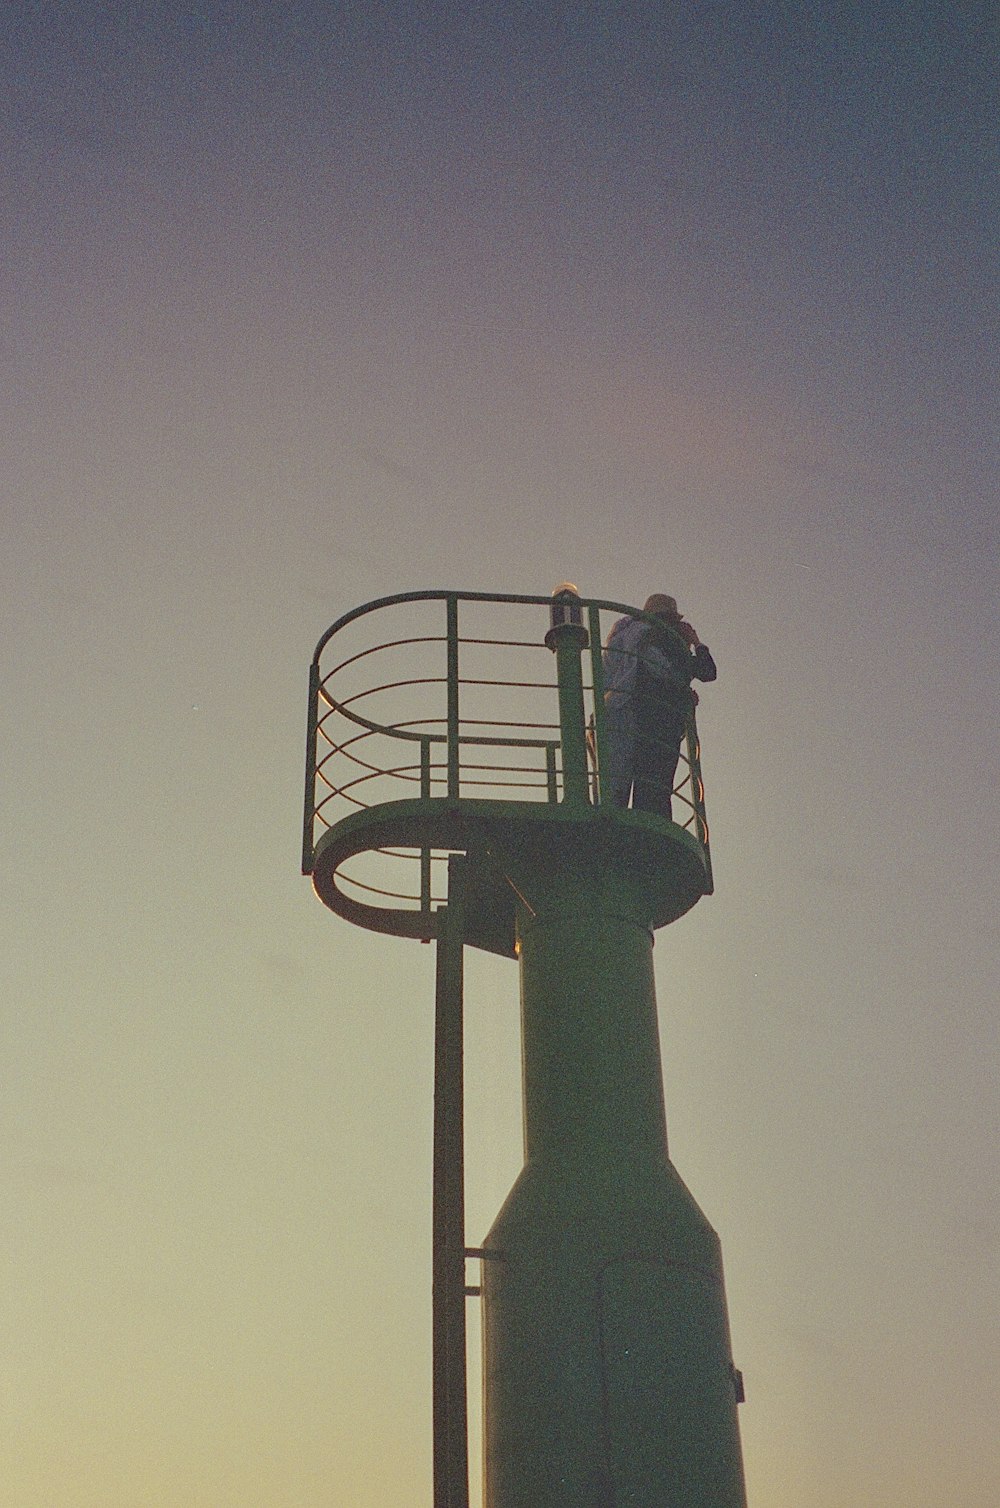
[481,845,746,1508]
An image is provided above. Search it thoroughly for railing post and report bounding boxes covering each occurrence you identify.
[685,715,714,894]
[545,744,558,803]
[446,596,460,801]
[545,587,590,806]
[301,660,320,874]
[587,604,608,805]
[420,738,432,923]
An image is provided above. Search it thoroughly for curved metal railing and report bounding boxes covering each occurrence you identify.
[302,590,712,910]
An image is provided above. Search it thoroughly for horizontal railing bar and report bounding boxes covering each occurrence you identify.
[457,637,551,650]
[321,711,446,729]
[453,718,558,731]
[458,678,556,692]
[330,768,551,799]
[324,635,446,679]
[334,873,426,902]
[459,763,549,776]
[321,711,560,738]
[458,777,549,790]
[315,700,439,745]
[336,676,445,709]
[316,717,447,750]
[336,759,426,784]
[333,767,439,797]
[321,743,554,778]
[373,848,451,862]
[319,744,427,782]
[455,734,556,749]
[316,741,698,794]
[320,715,558,741]
[329,758,554,789]
[318,722,560,752]
[311,589,672,665]
[317,694,543,747]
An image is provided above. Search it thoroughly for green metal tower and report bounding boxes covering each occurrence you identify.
[302,588,746,1508]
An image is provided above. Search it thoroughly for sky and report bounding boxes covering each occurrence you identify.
[2,2,998,1504]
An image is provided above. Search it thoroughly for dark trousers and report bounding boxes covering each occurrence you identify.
[632,712,684,819]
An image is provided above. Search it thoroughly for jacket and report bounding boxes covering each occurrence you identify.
[603,615,716,707]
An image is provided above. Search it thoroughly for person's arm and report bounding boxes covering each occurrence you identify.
[674,618,717,682]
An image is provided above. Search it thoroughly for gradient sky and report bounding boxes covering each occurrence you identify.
[2,4,997,1505]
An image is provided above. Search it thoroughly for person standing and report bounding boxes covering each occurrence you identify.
[602,594,717,818]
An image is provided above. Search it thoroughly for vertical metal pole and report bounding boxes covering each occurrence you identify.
[432,856,469,1508]
[420,739,432,924]
[545,744,558,803]
[446,596,460,801]
[548,628,590,806]
[686,716,714,894]
[587,604,608,805]
[301,661,320,874]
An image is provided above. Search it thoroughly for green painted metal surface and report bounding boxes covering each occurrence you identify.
[310,796,710,956]
[479,835,746,1507]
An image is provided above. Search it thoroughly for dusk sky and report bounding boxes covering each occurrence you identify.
[2,3,997,1505]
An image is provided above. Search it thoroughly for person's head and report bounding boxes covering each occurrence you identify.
[643,593,680,623]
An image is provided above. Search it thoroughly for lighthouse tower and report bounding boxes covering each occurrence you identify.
[302,587,746,1508]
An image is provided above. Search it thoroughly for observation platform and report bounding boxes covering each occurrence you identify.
[303,590,713,959]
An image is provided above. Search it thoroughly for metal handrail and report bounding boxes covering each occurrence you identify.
[302,590,712,897]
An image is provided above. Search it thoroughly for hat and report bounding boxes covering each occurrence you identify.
[643,594,679,618]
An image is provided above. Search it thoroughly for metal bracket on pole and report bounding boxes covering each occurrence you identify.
[432,856,469,1508]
